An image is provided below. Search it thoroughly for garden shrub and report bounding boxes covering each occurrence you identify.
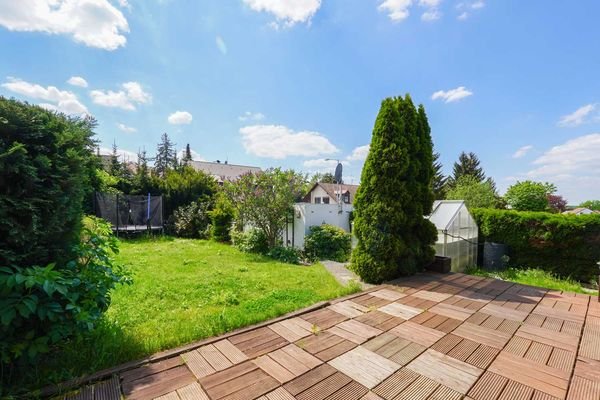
[210,194,234,242]
[267,246,303,264]
[472,208,600,282]
[0,97,98,267]
[0,216,131,365]
[172,200,212,239]
[304,224,352,262]
[231,228,270,254]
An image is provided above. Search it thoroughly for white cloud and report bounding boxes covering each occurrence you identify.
[431,86,473,103]
[303,158,341,170]
[67,76,88,88]
[117,122,136,133]
[90,81,151,110]
[168,111,193,125]
[99,146,137,162]
[419,0,441,6]
[177,147,204,161]
[421,9,441,21]
[216,36,227,55]
[240,124,338,159]
[378,0,413,22]
[0,0,129,50]
[524,134,600,203]
[1,77,88,115]
[238,111,265,121]
[512,145,533,159]
[457,11,469,20]
[471,1,485,9]
[242,0,321,27]
[558,104,596,127]
[347,145,370,162]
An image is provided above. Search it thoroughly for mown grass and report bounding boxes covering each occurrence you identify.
[13,238,358,393]
[465,266,599,295]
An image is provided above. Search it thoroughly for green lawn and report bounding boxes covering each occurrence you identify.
[18,238,357,392]
[465,266,599,295]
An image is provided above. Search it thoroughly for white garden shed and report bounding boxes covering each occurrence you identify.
[427,200,478,272]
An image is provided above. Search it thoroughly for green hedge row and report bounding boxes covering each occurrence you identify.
[471,208,600,282]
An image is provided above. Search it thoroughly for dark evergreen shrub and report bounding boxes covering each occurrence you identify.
[172,200,212,238]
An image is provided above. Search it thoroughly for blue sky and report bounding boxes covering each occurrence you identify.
[1,0,599,203]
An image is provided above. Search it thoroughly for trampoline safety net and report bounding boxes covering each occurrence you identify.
[94,192,163,233]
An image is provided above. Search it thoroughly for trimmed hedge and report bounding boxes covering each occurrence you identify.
[471,208,600,282]
[304,224,352,263]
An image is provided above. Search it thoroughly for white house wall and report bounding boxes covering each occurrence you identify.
[309,186,336,204]
[284,203,353,249]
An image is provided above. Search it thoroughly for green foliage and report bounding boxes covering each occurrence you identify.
[231,228,270,254]
[351,95,437,283]
[225,168,306,248]
[432,151,447,200]
[547,194,567,213]
[504,180,556,211]
[580,200,600,211]
[472,208,600,282]
[172,200,213,239]
[445,175,500,209]
[161,165,218,219]
[210,194,235,242]
[154,132,177,177]
[0,217,131,367]
[0,97,97,267]
[447,151,486,187]
[304,224,352,262]
[267,246,303,264]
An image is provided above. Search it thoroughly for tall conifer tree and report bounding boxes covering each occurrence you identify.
[155,132,177,177]
[351,96,437,283]
[447,151,486,187]
[432,152,447,199]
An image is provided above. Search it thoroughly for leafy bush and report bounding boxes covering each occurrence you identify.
[210,194,234,242]
[231,228,270,254]
[304,224,352,262]
[0,98,98,267]
[267,246,303,264]
[472,208,600,282]
[445,175,501,209]
[161,166,218,219]
[504,180,555,211]
[172,200,212,239]
[0,217,131,366]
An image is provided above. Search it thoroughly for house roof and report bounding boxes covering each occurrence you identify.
[303,182,360,203]
[189,160,261,182]
[562,207,593,215]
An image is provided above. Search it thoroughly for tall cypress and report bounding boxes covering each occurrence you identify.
[351,95,436,283]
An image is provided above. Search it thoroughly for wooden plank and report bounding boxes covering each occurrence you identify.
[481,303,529,322]
[93,376,120,400]
[566,375,600,400]
[373,368,420,399]
[370,288,407,302]
[497,380,534,400]
[574,357,600,381]
[253,355,296,383]
[124,365,196,400]
[467,371,508,400]
[181,350,215,379]
[325,380,369,400]
[154,392,180,400]
[177,382,210,400]
[279,344,322,370]
[412,290,453,303]
[283,363,337,396]
[390,321,445,347]
[533,305,585,323]
[516,324,578,352]
[121,356,184,384]
[300,308,348,330]
[264,387,296,400]
[406,349,483,394]
[199,361,257,390]
[393,375,438,400]
[328,301,370,318]
[328,346,400,389]
[295,372,351,400]
[453,322,512,349]
[327,320,382,344]
[355,310,403,331]
[213,339,248,364]
[429,303,474,321]
[488,352,569,399]
[198,344,233,371]
[379,302,422,320]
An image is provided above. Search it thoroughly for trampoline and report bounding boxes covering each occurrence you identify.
[94,192,163,235]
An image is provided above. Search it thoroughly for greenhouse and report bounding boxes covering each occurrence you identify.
[427,200,478,272]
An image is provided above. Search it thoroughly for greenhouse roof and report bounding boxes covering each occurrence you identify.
[427,200,466,231]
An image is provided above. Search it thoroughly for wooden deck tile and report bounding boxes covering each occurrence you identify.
[328,300,370,318]
[428,303,474,321]
[283,363,337,396]
[567,375,600,400]
[488,352,569,399]
[328,346,400,389]
[181,349,215,379]
[360,392,384,400]
[213,339,249,364]
[296,331,357,361]
[154,391,180,400]
[198,344,233,371]
[93,375,121,400]
[428,385,463,400]
[431,334,498,369]
[516,324,579,352]
[269,317,315,342]
[574,357,600,381]
[397,296,437,310]
[123,364,196,400]
[370,288,407,302]
[496,380,534,400]
[228,326,288,358]
[327,320,382,344]
[411,290,453,303]
[121,356,184,385]
[453,322,512,349]
[406,349,483,394]
[177,382,210,400]
[254,344,322,383]
[374,368,420,399]
[199,361,279,400]
[300,308,348,330]
[390,321,445,347]
[351,294,394,308]
[256,387,296,400]
[467,371,508,400]
[364,332,426,366]
[410,311,462,333]
[379,302,423,320]
[579,315,600,361]
[354,310,403,331]
[533,305,585,324]
[65,385,93,400]
[481,303,529,322]
[393,375,439,400]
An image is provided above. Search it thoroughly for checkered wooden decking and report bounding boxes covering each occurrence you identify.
[64,273,600,400]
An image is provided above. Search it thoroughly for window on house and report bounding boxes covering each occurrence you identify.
[343,193,350,204]
[314,197,321,204]
[322,197,330,204]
